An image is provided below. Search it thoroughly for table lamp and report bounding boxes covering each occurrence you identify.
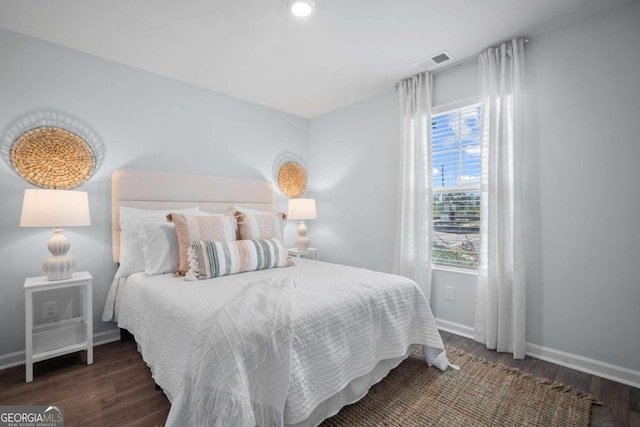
[287,198,317,251]
[19,189,91,281]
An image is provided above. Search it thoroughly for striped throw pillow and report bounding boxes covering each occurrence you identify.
[187,238,291,280]
[235,212,285,242]
[169,212,237,275]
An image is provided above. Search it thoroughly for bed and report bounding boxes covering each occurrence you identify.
[102,168,451,427]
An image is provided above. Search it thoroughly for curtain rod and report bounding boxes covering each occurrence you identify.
[395,38,529,88]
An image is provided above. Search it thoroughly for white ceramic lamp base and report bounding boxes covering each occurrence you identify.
[43,228,77,281]
[295,220,310,251]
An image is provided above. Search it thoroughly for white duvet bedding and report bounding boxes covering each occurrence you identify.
[105,259,449,426]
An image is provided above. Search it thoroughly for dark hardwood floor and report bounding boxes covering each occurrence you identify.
[1,331,637,426]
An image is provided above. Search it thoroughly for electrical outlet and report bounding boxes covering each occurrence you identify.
[43,301,58,321]
[445,286,455,301]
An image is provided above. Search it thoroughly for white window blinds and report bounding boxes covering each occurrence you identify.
[430,104,481,269]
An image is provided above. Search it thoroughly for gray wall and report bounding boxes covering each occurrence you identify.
[307,90,400,273]
[308,1,640,372]
[0,28,307,356]
[523,1,640,371]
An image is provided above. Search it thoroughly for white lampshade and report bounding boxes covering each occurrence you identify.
[20,189,91,228]
[20,189,91,281]
[287,198,317,220]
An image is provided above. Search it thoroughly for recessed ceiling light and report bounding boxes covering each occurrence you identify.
[289,0,316,18]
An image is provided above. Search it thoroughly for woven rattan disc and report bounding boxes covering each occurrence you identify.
[10,126,96,189]
[277,161,307,198]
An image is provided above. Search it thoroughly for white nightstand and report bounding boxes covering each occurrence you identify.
[24,271,93,382]
[287,248,320,261]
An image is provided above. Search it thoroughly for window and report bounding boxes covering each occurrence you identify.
[430,103,481,269]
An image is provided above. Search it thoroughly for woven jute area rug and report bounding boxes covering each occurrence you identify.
[321,346,600,427]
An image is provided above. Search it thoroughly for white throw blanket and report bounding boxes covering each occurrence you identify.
[165,277,295,427]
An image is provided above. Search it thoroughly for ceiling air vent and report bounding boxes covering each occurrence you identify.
[415,50,454,71]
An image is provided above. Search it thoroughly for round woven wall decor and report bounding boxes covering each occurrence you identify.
[278,162,307,198]
[273,152,308,198]
[10,126,96,189]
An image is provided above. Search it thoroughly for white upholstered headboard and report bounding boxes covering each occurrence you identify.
[112,168,275,262]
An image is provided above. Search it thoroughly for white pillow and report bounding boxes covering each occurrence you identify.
[116,206,201,278]
[138,223,178,276]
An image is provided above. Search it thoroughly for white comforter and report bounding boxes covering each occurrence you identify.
[107,259,449,425]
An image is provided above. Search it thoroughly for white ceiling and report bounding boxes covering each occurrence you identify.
[0,0,630,117]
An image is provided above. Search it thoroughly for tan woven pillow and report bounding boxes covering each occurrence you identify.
[235,211,285,242]
[168,213,237,275]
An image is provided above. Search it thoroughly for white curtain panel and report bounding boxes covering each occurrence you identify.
[474,39,526,359]
[393,73,433,300]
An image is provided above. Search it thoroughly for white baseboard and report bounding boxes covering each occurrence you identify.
[436,318,640,390]
[0,350,26,371]
[525,342,640,389]
[93,329,121,346]
[0,328,120,371]
[435,318,475,340]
